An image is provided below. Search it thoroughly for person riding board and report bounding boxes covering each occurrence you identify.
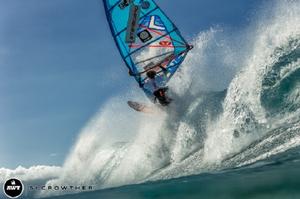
[144,70,172,106]
[129,45,193,107]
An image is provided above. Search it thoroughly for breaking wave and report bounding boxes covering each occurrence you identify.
[41,0,300,197]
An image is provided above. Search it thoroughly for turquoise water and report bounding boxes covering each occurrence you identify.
[45,147,300,199]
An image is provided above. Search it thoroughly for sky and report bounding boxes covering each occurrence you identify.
[0,0,263,168]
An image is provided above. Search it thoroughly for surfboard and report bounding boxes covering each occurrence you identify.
[127,101,156,113]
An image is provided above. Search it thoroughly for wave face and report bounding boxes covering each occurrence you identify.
[41,0,300,197]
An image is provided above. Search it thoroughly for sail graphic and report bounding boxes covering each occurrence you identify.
[103,0,192,100]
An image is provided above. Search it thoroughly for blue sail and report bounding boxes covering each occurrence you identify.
[103,0,192,101]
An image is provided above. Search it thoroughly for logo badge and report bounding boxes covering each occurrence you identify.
[138,30,152,43]
[3,178,24,198]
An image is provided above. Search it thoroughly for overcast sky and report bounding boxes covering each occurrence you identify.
[0,0,262,168]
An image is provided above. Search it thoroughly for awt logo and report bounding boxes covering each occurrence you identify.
[3,178,24,198]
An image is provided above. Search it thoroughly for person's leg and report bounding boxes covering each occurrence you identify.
[154,88,171,106]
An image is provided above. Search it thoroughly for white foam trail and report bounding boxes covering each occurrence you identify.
[238,130,300,167]
[40,91,169,196]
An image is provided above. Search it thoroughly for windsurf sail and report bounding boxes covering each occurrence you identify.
[103,0,192,101]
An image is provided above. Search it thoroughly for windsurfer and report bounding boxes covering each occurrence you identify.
[145,70,172,106]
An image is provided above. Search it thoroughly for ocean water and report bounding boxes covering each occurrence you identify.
[45,147,300,199]
[7,0,300,198]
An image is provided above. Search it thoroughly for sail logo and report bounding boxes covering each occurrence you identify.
[169,54,184,67]
[126,4,141,43]
[148,16,165,31]
[3,178,24,198]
